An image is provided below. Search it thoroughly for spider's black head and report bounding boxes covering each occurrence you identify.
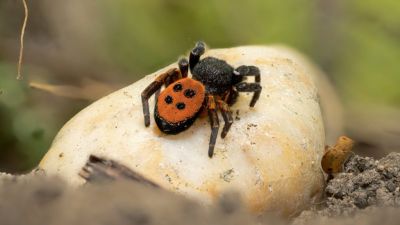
[191,57,242,94]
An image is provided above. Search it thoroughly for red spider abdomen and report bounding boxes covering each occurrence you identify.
[156,78,205,126]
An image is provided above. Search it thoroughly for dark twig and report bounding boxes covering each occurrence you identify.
[80,155,160,188]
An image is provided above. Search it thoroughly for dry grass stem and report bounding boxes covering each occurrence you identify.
[17,0,28,80]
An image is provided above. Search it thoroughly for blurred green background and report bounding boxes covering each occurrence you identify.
[1,0,399,173]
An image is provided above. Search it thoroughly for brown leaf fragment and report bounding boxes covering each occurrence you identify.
[321,136,355,174]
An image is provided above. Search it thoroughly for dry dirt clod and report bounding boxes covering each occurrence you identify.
[323,153,400,215]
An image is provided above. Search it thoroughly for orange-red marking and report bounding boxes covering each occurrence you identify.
[157,78,205,123]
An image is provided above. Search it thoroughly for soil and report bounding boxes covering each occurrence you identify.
[1,153,400,225]
[294,152,400,224]
[326,153,400,212]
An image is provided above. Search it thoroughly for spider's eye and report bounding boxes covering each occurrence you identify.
[176,102,186,110]
[173,83,183,92]
[184,89,196,98]
[164,95,173,104]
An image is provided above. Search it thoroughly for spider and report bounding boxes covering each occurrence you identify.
[141,41,262,158]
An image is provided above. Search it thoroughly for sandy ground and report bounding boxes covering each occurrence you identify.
[1,153,400,225]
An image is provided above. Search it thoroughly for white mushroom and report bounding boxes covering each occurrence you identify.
[39,45,342,215]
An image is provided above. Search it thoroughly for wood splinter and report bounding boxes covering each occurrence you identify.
[79,155,160,188]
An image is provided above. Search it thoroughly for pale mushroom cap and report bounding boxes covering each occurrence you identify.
[39,45,334,215]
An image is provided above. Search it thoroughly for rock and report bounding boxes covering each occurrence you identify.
[0,172,15,183]
[0,169,44,184]
[38,45,339,215]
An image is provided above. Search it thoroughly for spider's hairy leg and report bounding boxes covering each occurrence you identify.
[164,68,182,88]
[235,82,262,107]
[217,100,233,138]
[141,68,180,127]
[225,87,239,106]
[189,41,205,71]
[178,58,189,78]
[234,65,262,107]
[207,95,219,158]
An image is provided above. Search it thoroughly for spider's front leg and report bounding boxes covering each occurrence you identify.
[207,95,220,158]
[178,58,189,78]
[141,68,180,127]
[154,58,189,101]
[189,41,205,71]
[234,65,262,107]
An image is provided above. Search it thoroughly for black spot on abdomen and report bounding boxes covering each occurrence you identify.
[184,89,196,98]
[176,102,186,110]
[164,95,173,104]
